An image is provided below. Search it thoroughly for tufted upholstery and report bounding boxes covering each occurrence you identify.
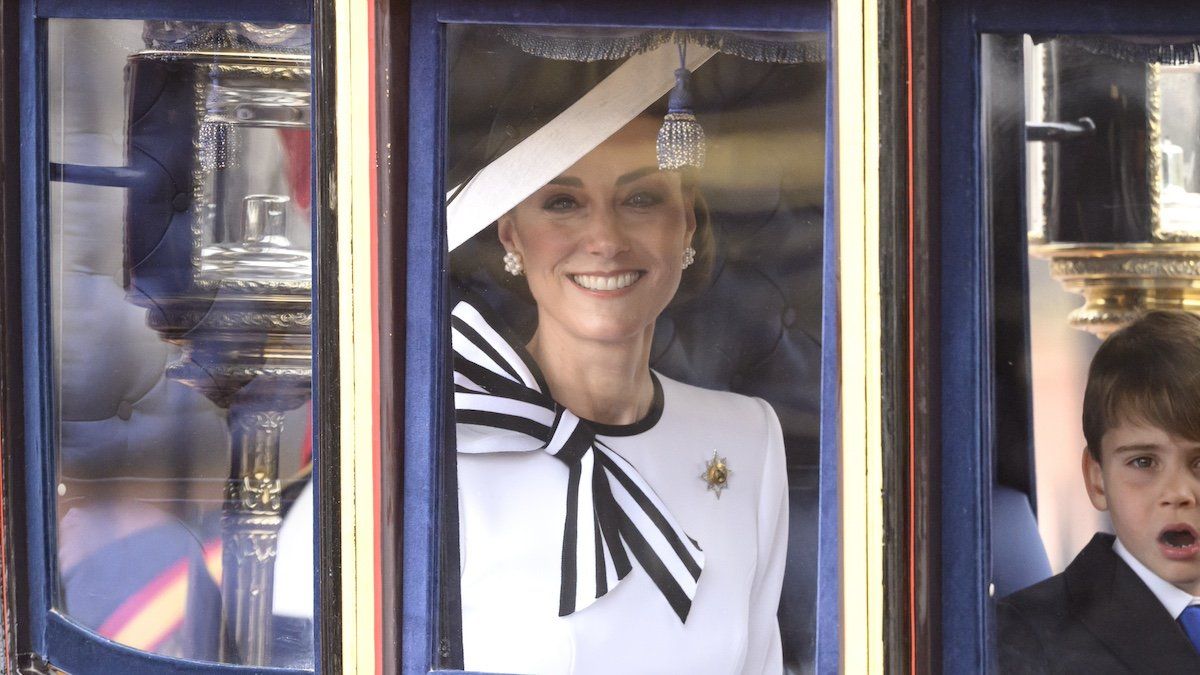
[50,19,230,546]
[653,186,824,675]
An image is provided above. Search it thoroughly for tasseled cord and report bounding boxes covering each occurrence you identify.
[657,43,706,171]
[199,71,239,172]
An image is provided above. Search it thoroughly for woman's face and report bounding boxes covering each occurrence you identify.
[499,117,697,346]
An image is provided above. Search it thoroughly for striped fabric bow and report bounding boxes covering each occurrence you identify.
[451,297,705,622]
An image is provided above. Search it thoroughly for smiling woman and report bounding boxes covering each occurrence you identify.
[442,23,825,675]
[451,91,788,675]
[498,117,697,424]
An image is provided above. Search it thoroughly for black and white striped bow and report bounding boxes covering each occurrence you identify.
[451,297,704,622]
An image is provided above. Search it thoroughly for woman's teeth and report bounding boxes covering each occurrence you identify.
[571,272,641,291]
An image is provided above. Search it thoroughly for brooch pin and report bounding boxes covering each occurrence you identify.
[701,451,731,499]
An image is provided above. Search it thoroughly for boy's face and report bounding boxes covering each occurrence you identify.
[1084,419,1200,594]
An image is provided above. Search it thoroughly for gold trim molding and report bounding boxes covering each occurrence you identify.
[1031,242,1200,337]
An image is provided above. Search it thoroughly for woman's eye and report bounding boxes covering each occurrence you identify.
[624,191,662,208]
[543,195,578,211]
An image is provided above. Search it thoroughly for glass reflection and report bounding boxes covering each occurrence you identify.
[48,19,314,668]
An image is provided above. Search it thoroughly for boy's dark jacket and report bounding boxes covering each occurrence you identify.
[997,532,1200,673]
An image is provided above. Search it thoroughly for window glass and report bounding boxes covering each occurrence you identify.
[47,19,315,668]
[442,24,826,673]
[987,33,1200,670]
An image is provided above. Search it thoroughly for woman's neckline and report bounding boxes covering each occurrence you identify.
[582,371,664,437]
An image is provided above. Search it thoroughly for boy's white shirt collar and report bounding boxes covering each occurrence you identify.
[1113,537,1200,619]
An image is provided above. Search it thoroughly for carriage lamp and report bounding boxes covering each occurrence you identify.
[117,22,313,666]
[1029,38,1200,338]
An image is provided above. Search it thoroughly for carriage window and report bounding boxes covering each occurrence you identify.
[47,19,315,668]
[442,24,827,673]
[986,33,1200,670]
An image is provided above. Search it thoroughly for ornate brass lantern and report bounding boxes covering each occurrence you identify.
[1030,37,1200,337]
[120,21,312,666]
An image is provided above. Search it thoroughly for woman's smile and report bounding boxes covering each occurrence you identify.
[569,271,643,293]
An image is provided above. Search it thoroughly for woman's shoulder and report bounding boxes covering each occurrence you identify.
[653,371,782,439]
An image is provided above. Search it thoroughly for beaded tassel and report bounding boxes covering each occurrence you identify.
[199,120,238,171]
[657,45,706,171]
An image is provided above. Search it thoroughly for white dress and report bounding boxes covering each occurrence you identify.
[457,372,788,675]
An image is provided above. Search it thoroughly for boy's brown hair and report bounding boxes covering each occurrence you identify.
[1083,310,1200,459]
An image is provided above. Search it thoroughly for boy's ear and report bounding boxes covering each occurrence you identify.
[1082,448,1109,512]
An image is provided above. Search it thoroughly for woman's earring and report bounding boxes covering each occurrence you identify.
[682,246,696,270]
[503,251,524,276]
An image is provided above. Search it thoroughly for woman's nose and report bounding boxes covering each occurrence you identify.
[583,205,630,257]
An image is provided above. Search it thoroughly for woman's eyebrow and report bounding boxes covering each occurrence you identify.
[547,175,583,187]
[616,166,661,186]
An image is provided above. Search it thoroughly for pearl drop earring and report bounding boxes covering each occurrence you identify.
[682,246,696,270]
[503,251,524,276]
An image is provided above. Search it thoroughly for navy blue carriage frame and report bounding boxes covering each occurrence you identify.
[935,0,1200,671]
[398,0,839,673]
[4,0,337,672]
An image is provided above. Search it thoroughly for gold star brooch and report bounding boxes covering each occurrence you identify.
[701,451,731,498]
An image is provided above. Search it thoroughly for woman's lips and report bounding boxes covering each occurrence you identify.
[1158,523,1200,560]
[570,271,642,292]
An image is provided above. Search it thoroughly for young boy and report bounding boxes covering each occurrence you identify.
[998,310,1200,672]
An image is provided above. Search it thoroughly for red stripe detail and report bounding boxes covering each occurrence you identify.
[367,5,384,674]
[100,539,222,651]
[279,127,314,210]
[202,539,223,584]
[905,0,919,669]
[97,556,190,640]
[140,614,185,653]
[301,401,314,468]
